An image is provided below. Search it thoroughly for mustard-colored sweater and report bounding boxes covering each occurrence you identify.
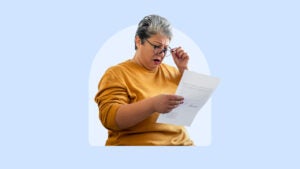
[95,60,193,146]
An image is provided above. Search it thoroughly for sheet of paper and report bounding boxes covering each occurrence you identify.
[157,70,220,126]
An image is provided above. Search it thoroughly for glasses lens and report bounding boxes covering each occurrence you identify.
[155,48,170,56]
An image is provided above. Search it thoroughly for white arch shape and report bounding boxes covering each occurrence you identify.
[88,25,212,146]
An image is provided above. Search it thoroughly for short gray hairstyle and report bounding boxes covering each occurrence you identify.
[135,15,173,49]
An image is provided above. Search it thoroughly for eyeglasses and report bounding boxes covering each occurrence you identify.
[145,39,172,57]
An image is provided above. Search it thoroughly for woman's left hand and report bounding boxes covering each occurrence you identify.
[171,47,189,74]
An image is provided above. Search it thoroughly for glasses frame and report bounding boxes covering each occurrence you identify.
[145,39,173,57]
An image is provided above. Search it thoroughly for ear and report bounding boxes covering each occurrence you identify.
[135,36,142,49]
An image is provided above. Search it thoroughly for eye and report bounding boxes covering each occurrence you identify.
[153,45,161,49]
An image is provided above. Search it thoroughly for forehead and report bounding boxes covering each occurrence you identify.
[148,34,170,46]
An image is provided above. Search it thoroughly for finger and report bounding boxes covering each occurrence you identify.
[171,50,179,59]
[171,47,182,57]
[171,46,181,52]
[173,95,184,101]
[169,100,178,106]
[175,48,184,55]
[165,106,174,112]
[176,50,184,57]
[166,104,178,112]
[183,53,189,60]
[168,99,184,107]
[179,51,188,59]
[168,96,183,102]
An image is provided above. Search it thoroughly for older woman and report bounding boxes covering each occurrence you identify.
[95,14,193,146]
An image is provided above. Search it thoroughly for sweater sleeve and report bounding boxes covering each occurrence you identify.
[94,69,129,131]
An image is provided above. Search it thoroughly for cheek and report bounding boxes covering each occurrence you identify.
[142,49,153,59]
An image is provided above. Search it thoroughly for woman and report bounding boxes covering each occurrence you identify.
[95,14,193,146]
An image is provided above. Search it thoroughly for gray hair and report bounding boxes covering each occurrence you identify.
[135,15,173,49]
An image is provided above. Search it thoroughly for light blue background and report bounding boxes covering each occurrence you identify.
[0,0,299,168]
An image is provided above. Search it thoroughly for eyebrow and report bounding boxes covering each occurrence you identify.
[152,41,170,48]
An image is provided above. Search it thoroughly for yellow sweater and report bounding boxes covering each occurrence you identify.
[95,60,193,146]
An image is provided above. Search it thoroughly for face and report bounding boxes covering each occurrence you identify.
[134,34,170,71]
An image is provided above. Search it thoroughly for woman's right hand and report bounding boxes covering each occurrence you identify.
[152,94,184,113]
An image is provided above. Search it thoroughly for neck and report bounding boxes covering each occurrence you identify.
[132,54,142,66]
[131,54,158,72]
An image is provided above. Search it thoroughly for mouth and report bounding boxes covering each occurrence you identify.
[153,58,161,65]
